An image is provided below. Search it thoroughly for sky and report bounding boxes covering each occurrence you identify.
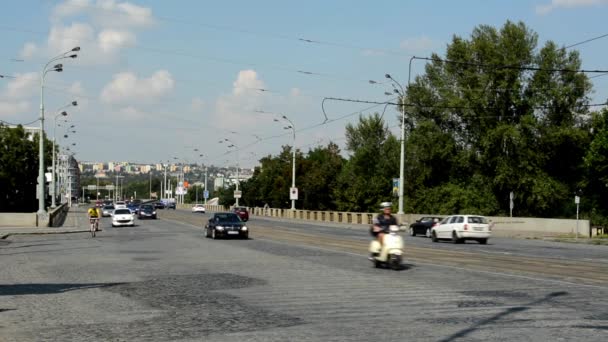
[1,0,607,168]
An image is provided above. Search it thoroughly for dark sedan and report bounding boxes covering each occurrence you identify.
[138,204,157,219]
[153,202,165,209]
[204,212,248,239]
[409,216,443,237]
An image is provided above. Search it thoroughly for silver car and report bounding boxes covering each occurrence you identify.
[101,205,115,217]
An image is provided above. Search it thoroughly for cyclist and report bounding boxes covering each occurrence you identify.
[87,206,100,231]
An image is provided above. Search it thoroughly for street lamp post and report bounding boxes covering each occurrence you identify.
[385,73,406,215]
[220,139,240,206]
[51,101,77,208]
[272,115,297,210]
[37,47,79,218]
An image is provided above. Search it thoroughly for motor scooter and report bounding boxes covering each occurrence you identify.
[369,225,404,270]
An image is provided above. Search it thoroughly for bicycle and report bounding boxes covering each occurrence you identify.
[89,218,98,237]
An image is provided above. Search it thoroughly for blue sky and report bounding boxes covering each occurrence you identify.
[1,0,607,167]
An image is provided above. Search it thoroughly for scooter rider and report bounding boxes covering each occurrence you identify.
[370,202,398,258]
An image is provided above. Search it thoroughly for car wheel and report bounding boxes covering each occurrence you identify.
[478,238,488,245]
[431,231,438,243]
[241,233,249,240]
[452,231,461,244]
[211,228,217,240]
[425,228,431,238]
[409,227,415,236]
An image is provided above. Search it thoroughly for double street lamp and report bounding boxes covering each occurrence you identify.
[37,46,79,216]
[51,101,78,208]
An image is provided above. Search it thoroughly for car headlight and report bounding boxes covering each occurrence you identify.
[241,226,248,231]
[216,226,224,230]
[153,211,156,215]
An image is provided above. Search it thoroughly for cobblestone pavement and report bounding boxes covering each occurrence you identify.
[1,214,607,341]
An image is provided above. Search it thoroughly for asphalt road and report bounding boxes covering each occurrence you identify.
[1,209,607,341]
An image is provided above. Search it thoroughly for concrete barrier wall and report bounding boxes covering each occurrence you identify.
[49,204,69,227]
[175,203,592,238]
[0,213,37,227]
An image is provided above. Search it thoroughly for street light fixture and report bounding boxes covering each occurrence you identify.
[51,101,77,208]
[385,73,406,215]
[37,47,79,217]
[274,114,297,211]
[219,138,241,206]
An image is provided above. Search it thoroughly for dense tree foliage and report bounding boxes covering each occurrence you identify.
[403,21,596,217]
[0,124,53,212]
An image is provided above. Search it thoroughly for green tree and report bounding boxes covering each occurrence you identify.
[333,114,399,212]
[0,125,53,212]
[405,21,593,216]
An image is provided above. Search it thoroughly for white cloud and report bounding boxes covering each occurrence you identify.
[20,43,38,59]
[20,0,153,65]
[117,106,145,120]
[100,70,175,104]
[53,0,154,28]
[536,0,607,14]
[97,29,136,53]
[0,101,31,117]
[3,72,39,99]
[233,69,266,96]
[190,97,205,112]
[400,36,439,53]
[47,22,95,54]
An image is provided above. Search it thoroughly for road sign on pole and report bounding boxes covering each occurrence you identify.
[575,196,580,239]
[234,190,242,199]
[203,190,209,199]
[290,187,298,200]
[87,185,97,190]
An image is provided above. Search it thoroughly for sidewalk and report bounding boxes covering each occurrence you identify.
[0,207,89,239]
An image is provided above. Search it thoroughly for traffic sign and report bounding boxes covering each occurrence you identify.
[234,190,242,199]
[203,190,209,199]
[87,185,97,190]
[290,187,298,200]
[105,185,115,190]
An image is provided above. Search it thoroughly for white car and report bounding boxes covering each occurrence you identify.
[112,208,134,227]
[431,215,491,244]
[192,204,206,213]
[115,201,127,209]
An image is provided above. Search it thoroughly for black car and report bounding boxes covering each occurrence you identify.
[138,204,157,219]
[409,216,443,237]
[153,202,165,209]
[204,212,248,239]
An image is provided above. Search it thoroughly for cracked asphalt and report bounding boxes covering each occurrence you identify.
[0,210,607,341]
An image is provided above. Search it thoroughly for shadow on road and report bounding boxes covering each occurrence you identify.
[0,245,100,256]
[0,281,125,296]
[0,308,16,312]
[438,291,569,342]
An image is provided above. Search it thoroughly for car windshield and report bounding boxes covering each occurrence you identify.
[141,205,153,210]
[468,216,488,224]
[114,209,131,215]
[216,213,241,222]
[420,217,433,222]
[103,206,114,210]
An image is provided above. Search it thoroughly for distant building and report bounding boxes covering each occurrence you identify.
[140,165,152,173]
